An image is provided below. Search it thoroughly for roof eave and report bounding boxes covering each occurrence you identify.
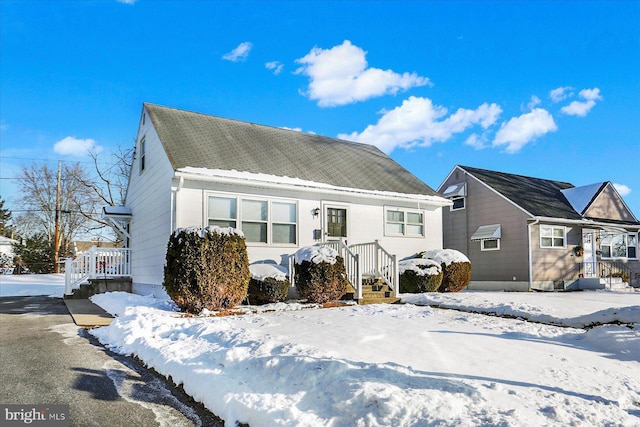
[175,170,452,207]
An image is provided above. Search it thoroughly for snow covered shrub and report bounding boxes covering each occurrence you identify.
[399,258,443,293]
[163,226,250,313]
[418,249,471,293]
[294,245,349,304]
[247,263,290,305]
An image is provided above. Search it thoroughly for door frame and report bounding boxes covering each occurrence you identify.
[322,202,349,243]
[582,229,596,277]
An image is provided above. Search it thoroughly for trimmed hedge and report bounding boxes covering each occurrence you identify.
[247,277,290,305]
[416,249,471,293]
[439,261,471,293]
[294,246,349,304]
[163,227,250,313]
[399,258,443,293]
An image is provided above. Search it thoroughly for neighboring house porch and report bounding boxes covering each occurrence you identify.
[439,166,640,291]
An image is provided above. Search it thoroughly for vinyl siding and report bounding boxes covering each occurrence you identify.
[174,178,444,266]
[125,109,175,290]
[584,184,637,221]
[441,167,530,286]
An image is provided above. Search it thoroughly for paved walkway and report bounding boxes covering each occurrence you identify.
[63,299,114,327]
[0,296,222,426]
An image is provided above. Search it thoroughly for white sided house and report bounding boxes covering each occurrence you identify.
[92,103,450,301]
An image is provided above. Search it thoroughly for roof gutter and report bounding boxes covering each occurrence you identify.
[527,216,640,231]
[174,170,453,207]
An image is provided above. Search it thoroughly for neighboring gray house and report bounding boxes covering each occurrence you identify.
[439,165,640,291]
[105,103,450,300]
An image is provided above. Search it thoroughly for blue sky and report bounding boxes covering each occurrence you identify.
[1,0,639,218]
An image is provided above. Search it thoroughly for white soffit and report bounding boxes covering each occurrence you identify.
[471,224,502,241]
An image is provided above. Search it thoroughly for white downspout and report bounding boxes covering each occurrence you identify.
[527,218,540,291]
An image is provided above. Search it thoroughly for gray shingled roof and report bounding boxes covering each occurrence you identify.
[145,103,439,196]
[460,166,583,219]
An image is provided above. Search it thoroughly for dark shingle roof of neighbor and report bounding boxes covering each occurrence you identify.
[144,103,439,196]
[459,165,583,219]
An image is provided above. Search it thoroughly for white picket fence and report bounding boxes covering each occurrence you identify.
[65,246,132,296]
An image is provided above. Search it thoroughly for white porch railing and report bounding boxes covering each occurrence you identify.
[65,247,132,296]
[349,240,398,297]
[321,240,363,300]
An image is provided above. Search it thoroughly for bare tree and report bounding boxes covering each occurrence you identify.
[71,146,133,231]
[13,162,100,257]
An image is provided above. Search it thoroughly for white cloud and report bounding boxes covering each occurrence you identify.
[464,133,488,150]
[338,96,502,154]
[560,87,602,117]
[613,183,631,197]
[222,42,253,62]
[53,136,102,157]
[492,108,557,154]
[265,61,284,75]
[116,0,136,4]
[526,95,541,111]
[295,40,431,107]
[549,86,574,103]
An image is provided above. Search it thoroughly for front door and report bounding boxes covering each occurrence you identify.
[326,207,347,239]
[582,230,596,277]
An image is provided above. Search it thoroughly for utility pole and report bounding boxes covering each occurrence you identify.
[53,161,61,273]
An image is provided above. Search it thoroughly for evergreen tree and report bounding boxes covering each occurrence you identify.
[12,233,53,274]
[0,197,11,237]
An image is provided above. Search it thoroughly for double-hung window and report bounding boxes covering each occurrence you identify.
[540,225,565,248]
[208,197,237,228]
[208,195,297,244]
[385,208,424,237]
[601,232,638,259]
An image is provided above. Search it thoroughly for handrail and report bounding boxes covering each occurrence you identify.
[320,241,362,299]
[579,260,636,289]
[64,246,132,295]
[347,240,398,297]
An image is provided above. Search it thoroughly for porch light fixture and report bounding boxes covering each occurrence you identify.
[312,207,320,217]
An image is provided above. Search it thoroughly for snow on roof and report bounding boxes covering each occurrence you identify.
[0,236,18,244]
[419,249,470,266]
[295,245,339,265]
[561,182,605,215]
[177,167,449,204]
[250,263,288,282]
[398,258,441,276]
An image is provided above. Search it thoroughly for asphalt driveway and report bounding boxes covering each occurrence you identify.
[0,296,222,427]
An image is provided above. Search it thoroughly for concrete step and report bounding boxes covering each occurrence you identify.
[65,277,132,299]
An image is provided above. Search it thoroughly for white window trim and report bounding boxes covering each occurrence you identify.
[207,193,298,246]
[139,136,146,173]
[384,206,425,238]
[481,239,501,251]
[600,232,638,260]
[450,196,465,211]
[540,225,566,249]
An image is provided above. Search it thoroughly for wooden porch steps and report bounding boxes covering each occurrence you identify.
[342,279,402,305]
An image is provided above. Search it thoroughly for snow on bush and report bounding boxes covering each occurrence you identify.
[294,245,348,304]
[295,245,338,265]
[399,258,443,293]
[418,249,471,293]
[249,263,288,282]
[247,263,290,305]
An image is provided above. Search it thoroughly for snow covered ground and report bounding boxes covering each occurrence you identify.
[0,273,65,297]
[3,274,639,426]
[90,290,640,427]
